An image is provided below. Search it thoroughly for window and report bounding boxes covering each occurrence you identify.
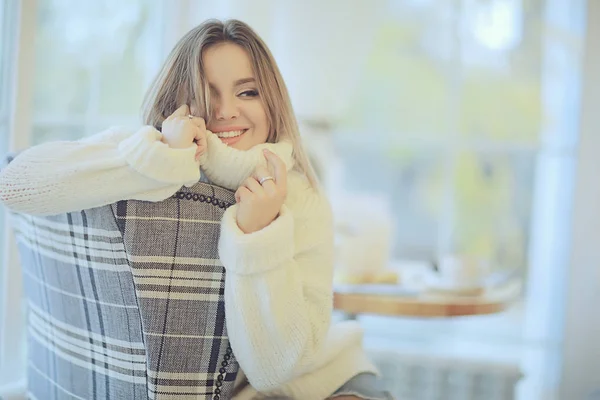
[331,0,577,272]
[31,0,165,144]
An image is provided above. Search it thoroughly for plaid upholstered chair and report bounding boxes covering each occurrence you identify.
[8,166,241,399]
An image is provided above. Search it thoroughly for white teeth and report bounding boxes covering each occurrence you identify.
[216,130,245,138]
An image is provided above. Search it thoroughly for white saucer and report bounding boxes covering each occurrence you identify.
[423,273,484,292]
[334,283,419,296]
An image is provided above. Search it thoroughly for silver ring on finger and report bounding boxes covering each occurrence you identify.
[259,176,275,185]
[188,114,194,119]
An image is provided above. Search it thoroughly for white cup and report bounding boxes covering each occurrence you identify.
[436,255,487,289]
[336,224,392,275]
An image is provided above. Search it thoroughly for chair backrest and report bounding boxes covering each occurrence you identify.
[9,181,239,400]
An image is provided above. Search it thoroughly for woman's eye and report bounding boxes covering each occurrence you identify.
[239,90,259,97]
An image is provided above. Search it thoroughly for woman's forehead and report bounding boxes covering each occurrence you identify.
[203,43,254,86]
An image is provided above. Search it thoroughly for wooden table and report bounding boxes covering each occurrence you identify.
[333,280,521,318]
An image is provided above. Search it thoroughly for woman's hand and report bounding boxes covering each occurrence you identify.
[161,104,207,160]
[235,149,288,234]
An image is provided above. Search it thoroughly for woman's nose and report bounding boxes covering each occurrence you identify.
[215,96,240,120]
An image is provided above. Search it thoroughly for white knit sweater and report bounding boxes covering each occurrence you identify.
[0,126,377,399]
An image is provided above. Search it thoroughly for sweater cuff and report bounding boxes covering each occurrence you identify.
[219,204,295,275]
[118,126,200,186]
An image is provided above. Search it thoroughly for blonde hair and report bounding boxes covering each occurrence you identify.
[142,19,318,188]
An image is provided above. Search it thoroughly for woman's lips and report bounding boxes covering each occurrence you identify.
[217,129,247,146]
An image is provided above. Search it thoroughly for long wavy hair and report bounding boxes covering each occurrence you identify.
[141,19,317,187]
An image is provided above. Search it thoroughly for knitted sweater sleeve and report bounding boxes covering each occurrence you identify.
[218,174,338,391]
[0,126,200,216]
[0,126,296,216]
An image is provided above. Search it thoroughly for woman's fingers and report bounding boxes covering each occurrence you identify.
[254,166,276,193]
[243,177,263,194]
[192,118,207,143]
[190,116,206,130]
[171,104,190,118]
[235,186,251,203]
[263,149,287,192]
[234,150,288,234]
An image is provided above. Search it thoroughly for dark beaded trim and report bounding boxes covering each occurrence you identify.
[213,344,234,400]
[172,191,233,209]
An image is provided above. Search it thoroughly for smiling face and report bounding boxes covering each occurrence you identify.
[144,20,318,188]
[201,42,269,150]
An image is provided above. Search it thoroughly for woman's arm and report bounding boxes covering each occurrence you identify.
[218,176,337,391]
[0,126,200,216]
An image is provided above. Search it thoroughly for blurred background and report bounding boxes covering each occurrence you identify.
[0,0,598,399]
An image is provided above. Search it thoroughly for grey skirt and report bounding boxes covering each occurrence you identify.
[263,373,393,400]
[329,373,394,400]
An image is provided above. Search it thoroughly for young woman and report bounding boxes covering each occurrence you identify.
[0,19,392,400]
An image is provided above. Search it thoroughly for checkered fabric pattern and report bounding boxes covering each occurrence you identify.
[9,178,239,400]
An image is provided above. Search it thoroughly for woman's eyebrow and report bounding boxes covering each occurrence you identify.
[208,77,256,91]
[234,77,255,86]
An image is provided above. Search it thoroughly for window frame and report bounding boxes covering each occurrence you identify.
[559,1,600,398]
[0,0,35,392]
